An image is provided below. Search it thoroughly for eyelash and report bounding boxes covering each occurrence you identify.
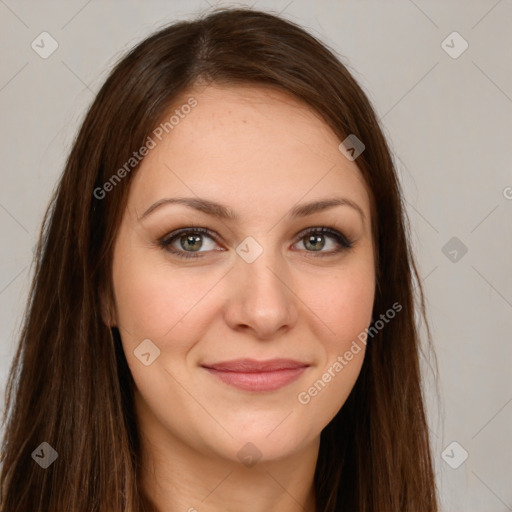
[158,225,355,259]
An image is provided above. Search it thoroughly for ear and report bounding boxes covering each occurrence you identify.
[99,283,117,327]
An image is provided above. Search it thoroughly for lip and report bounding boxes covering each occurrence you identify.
[201,358,310,392]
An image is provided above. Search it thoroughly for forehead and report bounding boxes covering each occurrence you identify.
[127,84,371,224]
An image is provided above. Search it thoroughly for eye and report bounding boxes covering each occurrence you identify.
[158,227,221,259]
[292,227,354,256]
[158,226,354,259]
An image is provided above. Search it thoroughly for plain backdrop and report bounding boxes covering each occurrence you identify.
[1,1,511,511]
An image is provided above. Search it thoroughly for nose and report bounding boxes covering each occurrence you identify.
[223,247,299,340]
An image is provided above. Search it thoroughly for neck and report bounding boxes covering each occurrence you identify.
[135,395,319,512]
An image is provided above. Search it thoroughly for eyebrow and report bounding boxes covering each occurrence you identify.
[139,196,366,222]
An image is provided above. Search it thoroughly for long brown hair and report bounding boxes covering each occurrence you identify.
[0,7,439,511]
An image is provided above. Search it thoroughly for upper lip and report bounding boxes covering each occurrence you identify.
[201,358,309,372]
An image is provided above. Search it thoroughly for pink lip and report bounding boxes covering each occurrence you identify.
[201,358,309,392]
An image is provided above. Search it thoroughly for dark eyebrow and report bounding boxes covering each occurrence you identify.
[139,196,365,222]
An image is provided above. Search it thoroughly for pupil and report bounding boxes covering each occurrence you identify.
[182,234,202,251]
[306,234,324,251]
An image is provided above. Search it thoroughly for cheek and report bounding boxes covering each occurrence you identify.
[295,263,374,419]
[311,264,375,349]
[112,247,213,343]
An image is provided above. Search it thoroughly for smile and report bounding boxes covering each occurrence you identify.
[201,358,310,392]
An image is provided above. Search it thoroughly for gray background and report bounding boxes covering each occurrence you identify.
[1,0,511,510]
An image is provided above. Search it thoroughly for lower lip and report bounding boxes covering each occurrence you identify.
[203,367,308,392]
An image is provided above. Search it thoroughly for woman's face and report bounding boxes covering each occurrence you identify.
[110,84,375,464]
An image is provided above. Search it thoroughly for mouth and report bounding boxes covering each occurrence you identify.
[201,358,310,392]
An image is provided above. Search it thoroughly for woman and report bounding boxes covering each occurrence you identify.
[0,7,439,512]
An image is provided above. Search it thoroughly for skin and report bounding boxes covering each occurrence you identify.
[107,84,375,512]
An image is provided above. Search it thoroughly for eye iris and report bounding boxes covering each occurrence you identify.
[181,234,202,251]
[304,234,324,251]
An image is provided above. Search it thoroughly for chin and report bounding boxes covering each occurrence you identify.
[213,424,315,466]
